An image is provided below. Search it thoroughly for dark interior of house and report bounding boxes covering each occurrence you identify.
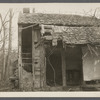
[46,48,62,86]
[65,45,82,86]
[22,27,32,72]
[45,42,83,87]
[46,41,63,86]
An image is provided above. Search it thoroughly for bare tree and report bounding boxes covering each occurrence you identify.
[0,9,14,80]
[6,9,13,79]
[0,11,9,80]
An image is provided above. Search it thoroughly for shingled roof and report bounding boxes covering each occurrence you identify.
[18,13,100,26]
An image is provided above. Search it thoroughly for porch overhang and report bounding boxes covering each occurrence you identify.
[40,25,100,45]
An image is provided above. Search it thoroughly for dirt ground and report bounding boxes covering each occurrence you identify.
[0,80,19,92]
[0,80,100,92]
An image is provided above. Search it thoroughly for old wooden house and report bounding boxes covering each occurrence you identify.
[18,8,100,91]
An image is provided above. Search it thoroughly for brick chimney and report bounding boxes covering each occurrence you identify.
[23,8,30,13]
[33,8,35,13]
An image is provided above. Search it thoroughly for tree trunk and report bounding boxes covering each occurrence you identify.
[0,14,6,80]
[2,26,6,80]
[6,9,12,79]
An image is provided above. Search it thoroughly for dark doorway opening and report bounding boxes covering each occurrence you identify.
[46,44,62,86]
[65,45,82,86]
[22,26,32,72]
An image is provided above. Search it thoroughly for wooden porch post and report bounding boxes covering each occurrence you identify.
[18,25,22,90]
[81,47,85,86]
[61,48,66,87]
[81,65,85,85]
[81,58,85,85]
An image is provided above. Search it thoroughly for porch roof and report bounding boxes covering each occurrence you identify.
[40,25,100,45]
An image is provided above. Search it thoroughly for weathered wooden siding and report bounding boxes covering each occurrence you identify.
[18,25,33,91]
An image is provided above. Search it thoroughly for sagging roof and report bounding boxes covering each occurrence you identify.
[18,13,100,26]
[41,25,100,44]
[18,10,100,44]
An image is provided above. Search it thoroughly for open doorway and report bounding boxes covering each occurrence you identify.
[45,43,83,87]
[46,42,62,87]
[22,26,32,72]
[65,45,82,86]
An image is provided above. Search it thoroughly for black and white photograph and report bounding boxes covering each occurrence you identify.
[0,3,100,96]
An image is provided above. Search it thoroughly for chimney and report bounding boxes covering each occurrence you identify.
[33,8,35,13]
[23,8,30,13]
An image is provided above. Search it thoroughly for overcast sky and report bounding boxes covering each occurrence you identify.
[1,3,100,49]
[1,3,100,15]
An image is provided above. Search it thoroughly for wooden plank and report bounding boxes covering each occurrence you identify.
[81,47,87,85]
[22,58,32,60]
[61,49,66,87]
[81,64,85,85]
[32,27,35,90]
[18,25,22,90]
[81,47,84,85]
[44,57,46,87]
